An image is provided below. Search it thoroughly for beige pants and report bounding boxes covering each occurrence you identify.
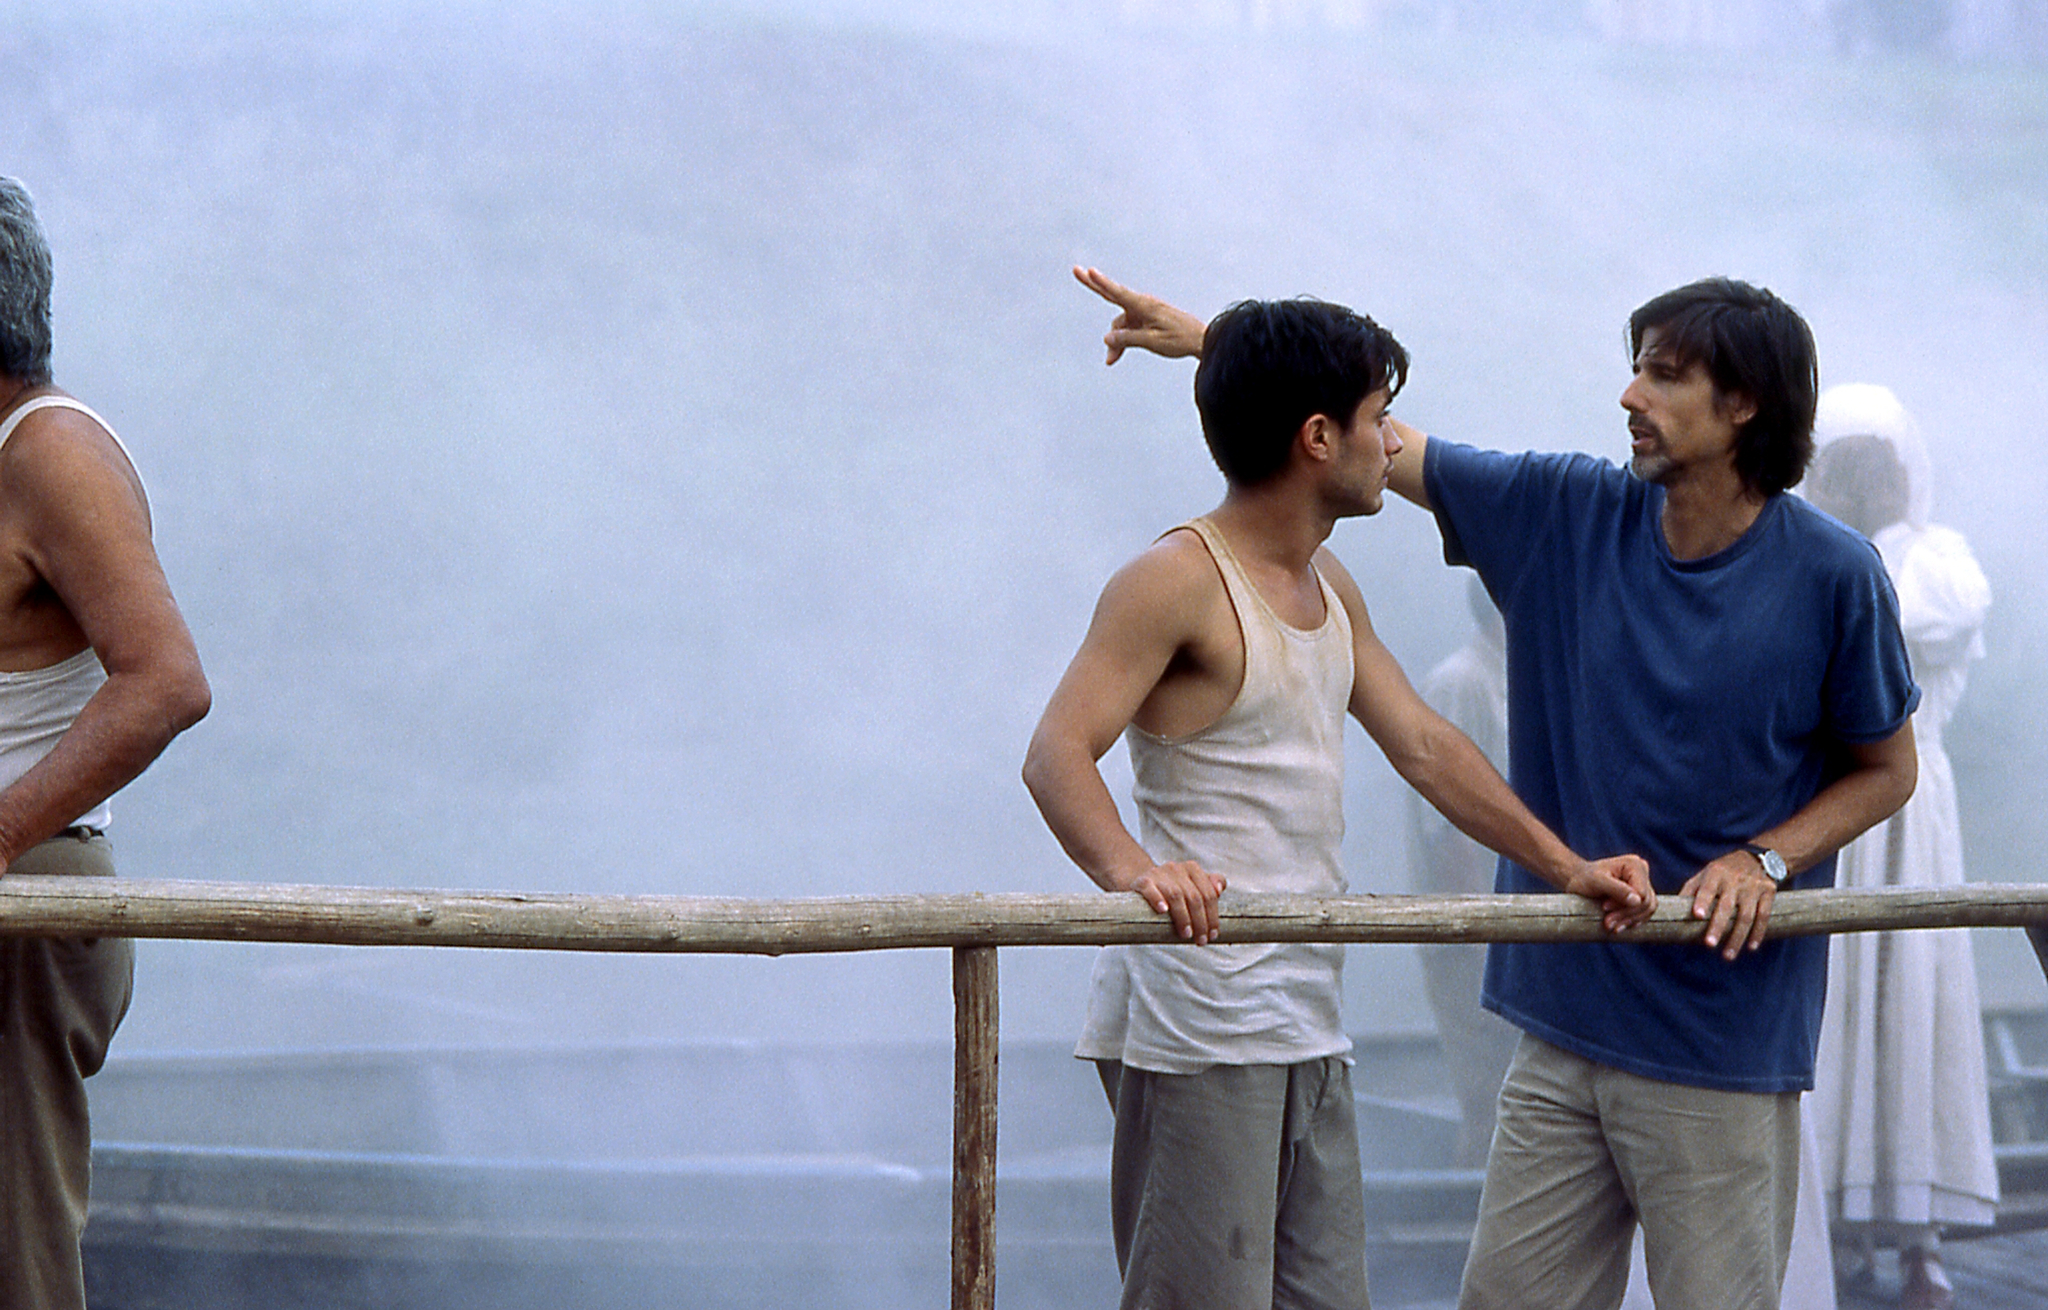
[1458,1035,1799,1310]
[0,832,133,1310]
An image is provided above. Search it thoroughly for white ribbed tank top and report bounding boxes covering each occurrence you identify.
[1076,517,1355,1073]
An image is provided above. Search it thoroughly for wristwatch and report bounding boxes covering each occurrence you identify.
[1740,843,1794,890]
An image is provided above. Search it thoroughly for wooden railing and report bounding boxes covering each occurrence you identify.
[4,877,2047,1310]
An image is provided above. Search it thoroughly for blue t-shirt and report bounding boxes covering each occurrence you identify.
[1424,439,1919,1093]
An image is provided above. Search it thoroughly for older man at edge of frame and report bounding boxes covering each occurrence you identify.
[1077,267,1918,1310]
[0,177,211,1310]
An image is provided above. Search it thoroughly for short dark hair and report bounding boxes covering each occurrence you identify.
[1194,298,1408,488]
[1627,278,1817,497]
[0,178,53,386]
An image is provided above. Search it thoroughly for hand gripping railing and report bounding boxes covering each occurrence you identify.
[3,877,2046,1310]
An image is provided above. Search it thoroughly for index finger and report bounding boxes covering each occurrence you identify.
[1587,867,1642,907]
[1073,265,1141,311]
[1133,876,1196,941]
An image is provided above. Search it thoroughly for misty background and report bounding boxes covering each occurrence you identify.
[3,0,2044,1062]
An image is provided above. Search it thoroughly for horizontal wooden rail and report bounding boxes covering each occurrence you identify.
[0,878,2043,952]
[19,878,2039,1310]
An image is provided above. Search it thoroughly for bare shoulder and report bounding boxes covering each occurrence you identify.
[1,402,145,501]
[1081,527,1236,663]
[1104,527,1223,610]
[0,402,150,540]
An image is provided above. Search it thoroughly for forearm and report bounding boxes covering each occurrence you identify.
[0,665,210,868]
[1678,729,1915,960]
[1397,726,1580,890]
[1022,735,1153,893]
[1749,749,1916,874]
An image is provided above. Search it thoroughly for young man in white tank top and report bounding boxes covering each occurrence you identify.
[0,177,211,1310]
[1025,284,1655,1310]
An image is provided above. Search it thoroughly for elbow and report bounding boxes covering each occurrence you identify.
[173,675,212,734]
[1885,728,1920,816]
[1889,755,1918,815]
[1021,734,1056,806]
[158,659,212,737]
[1022,723,1088,811]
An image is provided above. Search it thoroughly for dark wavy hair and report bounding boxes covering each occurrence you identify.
[1194,298,1408,488]
[1628,278,1818,497]
[0,178,53,386]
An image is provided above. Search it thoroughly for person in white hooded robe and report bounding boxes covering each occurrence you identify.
[1802,382,1998,1310]
[1407,576,1521,1169]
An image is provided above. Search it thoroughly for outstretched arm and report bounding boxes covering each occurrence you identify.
[1321,552,1655,930]
[1386,418,1431,510]
[1074,269,1439,514]
[1681,723,1916,961]
[1023,542,1228,944]
[1073,267,1207,365]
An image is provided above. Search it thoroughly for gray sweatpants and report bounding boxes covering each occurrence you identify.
[0,832,133,1310]
[1097,1057,1371,1310]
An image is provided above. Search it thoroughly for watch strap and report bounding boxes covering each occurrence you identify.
[1740,843,1793,890]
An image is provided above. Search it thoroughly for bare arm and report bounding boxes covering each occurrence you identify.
[1023,542,1227,944]
[1682,722,1916,961]
[1386,419,1431,509]
[1321,553,1655,930]
[0,414,210,868]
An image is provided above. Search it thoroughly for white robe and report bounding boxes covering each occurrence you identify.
[1408,627,1521,1168]
[1809,520,2000,1230]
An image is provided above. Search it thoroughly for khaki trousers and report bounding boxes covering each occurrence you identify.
[0,833,133,1310]
[1458,1035,1798,1310]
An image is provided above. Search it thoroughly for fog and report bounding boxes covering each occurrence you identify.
[4,0,2045,1066]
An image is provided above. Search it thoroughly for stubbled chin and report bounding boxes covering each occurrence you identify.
[1629,452,1670,483]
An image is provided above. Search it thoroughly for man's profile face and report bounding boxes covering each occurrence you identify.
[1620,326,1748,486]
[1331,387,1399,516]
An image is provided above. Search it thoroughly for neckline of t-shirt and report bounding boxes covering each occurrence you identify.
[1651,489,1784,573]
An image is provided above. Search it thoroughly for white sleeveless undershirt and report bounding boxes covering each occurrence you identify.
[0,397,136,830]
[1075,517,1355,1073]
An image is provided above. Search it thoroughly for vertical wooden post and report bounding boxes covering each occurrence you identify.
[951,945,999,1310]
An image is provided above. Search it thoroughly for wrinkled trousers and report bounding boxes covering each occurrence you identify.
[0,832,133,1310]
[1097,1058,1370,1310]
[1458,1035,1799,1310]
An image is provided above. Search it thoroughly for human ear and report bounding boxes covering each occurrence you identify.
[1299,414,1339,464]
[1719,391,1759,429]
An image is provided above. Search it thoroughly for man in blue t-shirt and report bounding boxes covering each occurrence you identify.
[1078,271,1919,1310]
